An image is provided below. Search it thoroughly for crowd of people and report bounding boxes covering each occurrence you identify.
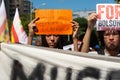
[0,12,119,57]
[28,13,120,56]
[81,13,120,56]
[26,12,120,57]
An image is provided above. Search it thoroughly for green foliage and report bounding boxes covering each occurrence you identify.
[73,17,99,47]
[73,17,88,28]
[115,0,120,3]
[73,17,88,39]
[20,13,35,35]
[8,18,12,30]
[20,14,31,35]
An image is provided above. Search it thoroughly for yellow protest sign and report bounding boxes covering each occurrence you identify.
[35,9,72,35]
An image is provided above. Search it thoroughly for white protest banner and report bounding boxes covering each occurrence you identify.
[1,43,120,80]
[96,4,120,31]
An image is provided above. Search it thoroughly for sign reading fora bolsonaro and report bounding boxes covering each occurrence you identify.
[96,4,120,31]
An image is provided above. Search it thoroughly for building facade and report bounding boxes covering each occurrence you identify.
[73,10,95,19]
[0,0,31,19]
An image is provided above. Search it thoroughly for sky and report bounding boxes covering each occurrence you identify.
[31,0,115,12]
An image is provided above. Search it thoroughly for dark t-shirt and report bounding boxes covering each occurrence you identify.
[96,49,120,57]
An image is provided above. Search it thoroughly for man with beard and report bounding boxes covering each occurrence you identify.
[81,13,120,56]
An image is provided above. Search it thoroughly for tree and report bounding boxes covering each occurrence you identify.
[20,14,31,35]
[73,17,99,48]
[115,0,120,4]
[73,17,88,40]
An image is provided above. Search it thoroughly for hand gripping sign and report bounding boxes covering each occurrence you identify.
[35,9,72,35]
[96,4,120,31]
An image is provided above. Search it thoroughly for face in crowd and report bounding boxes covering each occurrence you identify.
[35,37,42,46]
[45,35,60,48]
[103,30,120,51]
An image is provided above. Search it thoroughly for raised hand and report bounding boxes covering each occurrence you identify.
[87,13,97,29]
[71,21,79,39]
[28,17,40,36]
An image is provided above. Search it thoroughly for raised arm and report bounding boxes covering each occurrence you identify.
[28,18,39,45]
[81,13,97,52]
[72,21,79,51]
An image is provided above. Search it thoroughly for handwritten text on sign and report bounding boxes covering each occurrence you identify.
[96,4,120,31]
[35,9,72,35]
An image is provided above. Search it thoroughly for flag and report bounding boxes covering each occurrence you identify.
[0,0,10,43]
[11,8,28,44]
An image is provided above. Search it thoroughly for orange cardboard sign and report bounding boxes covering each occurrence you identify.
[35,9,72,35]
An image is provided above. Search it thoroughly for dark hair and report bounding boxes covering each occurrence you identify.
[41,35,63,49]
[97,30,120,49]
[97,31,105,48]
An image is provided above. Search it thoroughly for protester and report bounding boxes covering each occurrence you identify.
[81,13,120,56]
[35,36,42,46]
[28,18,79,50]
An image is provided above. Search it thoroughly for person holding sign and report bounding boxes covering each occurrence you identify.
[28,9,79,50]
[81,12,120,56]
[28,18,79,50]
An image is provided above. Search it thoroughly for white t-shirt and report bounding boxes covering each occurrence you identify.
[63,43,81,51]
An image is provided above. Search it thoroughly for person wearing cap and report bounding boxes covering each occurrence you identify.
[81,13,120,56]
